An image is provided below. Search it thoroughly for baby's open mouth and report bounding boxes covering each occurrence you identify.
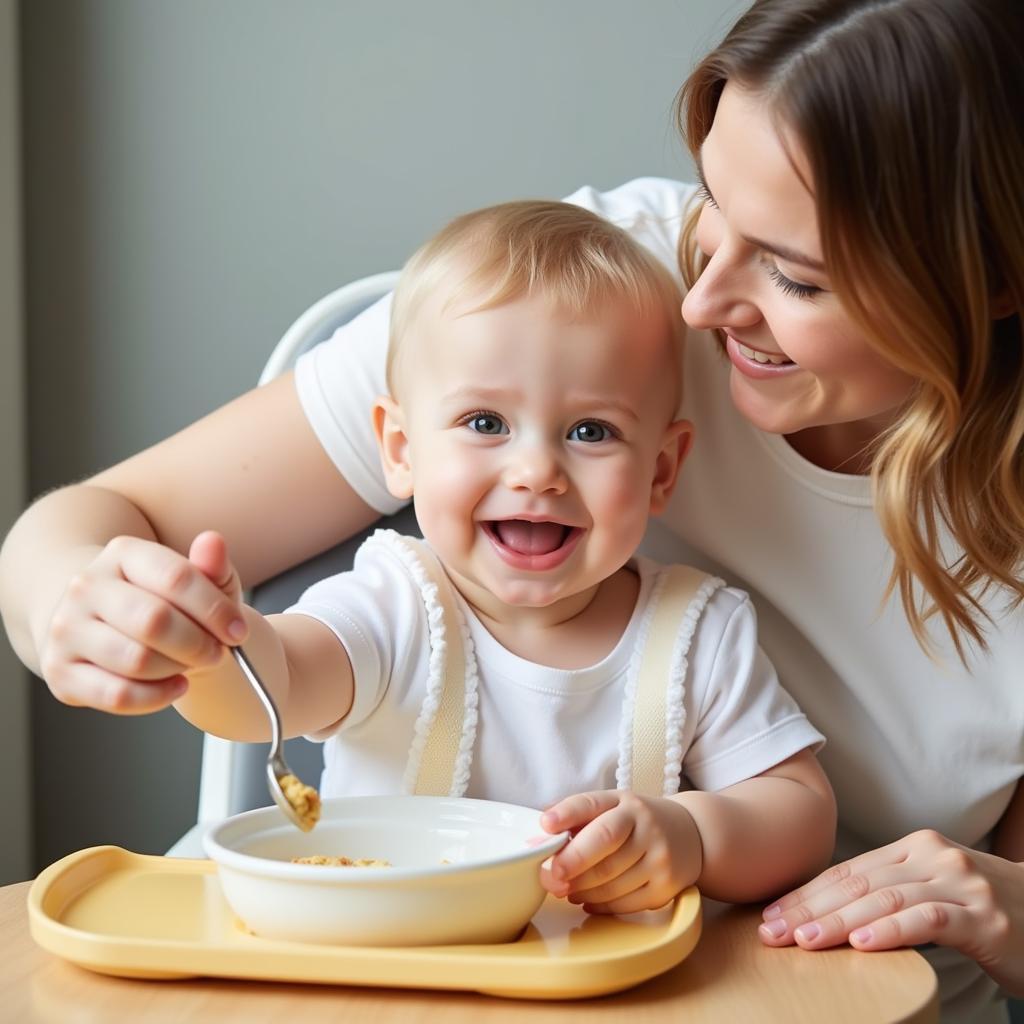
[483,520,578,556]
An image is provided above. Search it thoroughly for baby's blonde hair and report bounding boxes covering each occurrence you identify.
[388,200,684,401]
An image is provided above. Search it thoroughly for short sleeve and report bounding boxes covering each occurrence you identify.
[293,178,698,514]
[282,538,427,740]
[681,589,825,791]
[293,293,401,515]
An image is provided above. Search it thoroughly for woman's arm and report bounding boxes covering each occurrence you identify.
[0,373,379,703]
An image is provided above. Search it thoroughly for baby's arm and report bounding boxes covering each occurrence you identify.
[170,529,354,742]
[541,748,835,912]
[173,608,354,743]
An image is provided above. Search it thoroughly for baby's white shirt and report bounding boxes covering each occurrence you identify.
[285,536,823,807]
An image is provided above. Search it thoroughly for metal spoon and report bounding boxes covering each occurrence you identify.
[230,646,319,832]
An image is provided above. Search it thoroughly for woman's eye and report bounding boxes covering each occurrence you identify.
[695,181,719,210]
[466,413,508,435]
[569,421,613,443]
[764,261,821,300]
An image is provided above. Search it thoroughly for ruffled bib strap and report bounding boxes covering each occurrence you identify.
[617,565,725,798]
[370,531,479,797]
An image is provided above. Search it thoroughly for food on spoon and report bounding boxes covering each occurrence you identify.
[278,773,321,831]
[291,855,392,867]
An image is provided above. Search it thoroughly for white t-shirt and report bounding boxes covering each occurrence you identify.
[286,532,823,808]
[294,178,1024,1023]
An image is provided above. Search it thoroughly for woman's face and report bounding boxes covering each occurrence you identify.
[681,81,915,471]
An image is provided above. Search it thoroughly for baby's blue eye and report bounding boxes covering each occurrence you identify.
[467,414,508,435]
[569,421,612,443]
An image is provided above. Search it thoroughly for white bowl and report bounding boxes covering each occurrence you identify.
[203,795,568,946]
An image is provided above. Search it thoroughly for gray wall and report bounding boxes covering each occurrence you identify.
[19,0,749,870]
[0,0,30,885]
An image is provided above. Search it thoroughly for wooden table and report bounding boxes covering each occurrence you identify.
[0,879,938,1023]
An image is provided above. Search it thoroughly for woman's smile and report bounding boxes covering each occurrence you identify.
[724,333,799,378]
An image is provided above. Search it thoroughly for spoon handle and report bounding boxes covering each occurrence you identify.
[230,646,283,756]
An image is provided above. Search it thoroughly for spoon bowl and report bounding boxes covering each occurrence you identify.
[230,646,320,832]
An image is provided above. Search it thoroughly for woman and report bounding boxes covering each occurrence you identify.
[1,1,1021,1020]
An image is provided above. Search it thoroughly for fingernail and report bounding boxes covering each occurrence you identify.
[540,811,557,828]
[228,619,247,641]
[760,919,787,939]
[795,923,821,943]
[850,928,873,945]
[763,903,781,920]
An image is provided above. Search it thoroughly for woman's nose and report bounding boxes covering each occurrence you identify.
[681,238,762,333]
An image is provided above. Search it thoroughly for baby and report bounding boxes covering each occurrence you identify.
[178,200,835,912]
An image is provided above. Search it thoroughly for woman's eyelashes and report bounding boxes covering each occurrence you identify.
[762,259,821,299]
[695,181,718,210]
[694,183,822,301]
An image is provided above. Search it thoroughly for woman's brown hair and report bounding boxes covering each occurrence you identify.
[676,0,1024,660]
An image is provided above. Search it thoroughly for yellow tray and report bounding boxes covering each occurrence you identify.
[28,846,702,1000]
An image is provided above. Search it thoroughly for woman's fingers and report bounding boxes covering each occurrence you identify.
[758,880,937,947]
[39,534,248,712]
[188,530,243,603]
[61,618,200,681]
[45,659,188,715]
[77,576,225,669]
[94,536,246,646]
[756,829,1024,983]
[762,840,908,919]
[846,902,979,952]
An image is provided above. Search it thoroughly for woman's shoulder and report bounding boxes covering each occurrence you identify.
[563,177,699,275]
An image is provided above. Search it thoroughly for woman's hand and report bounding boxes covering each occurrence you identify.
[538,789,701,914]
[39,530,247,715]
[758,829,1024,995]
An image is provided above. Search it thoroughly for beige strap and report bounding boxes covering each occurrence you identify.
[400,537,469,796]
[630,565,709,798]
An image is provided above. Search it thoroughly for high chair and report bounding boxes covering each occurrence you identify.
[168,270,409,857]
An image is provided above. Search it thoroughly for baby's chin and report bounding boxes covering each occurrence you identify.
[465,569,601,616]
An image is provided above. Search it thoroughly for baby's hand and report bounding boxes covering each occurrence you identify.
[539,790,701,914]
[40,529,246,714]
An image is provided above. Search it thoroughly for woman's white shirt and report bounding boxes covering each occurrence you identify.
[293,177,1024,1023]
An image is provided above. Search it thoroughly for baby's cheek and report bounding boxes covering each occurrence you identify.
[601,479,651,536]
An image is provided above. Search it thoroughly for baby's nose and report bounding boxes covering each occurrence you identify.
[502,445,568,494]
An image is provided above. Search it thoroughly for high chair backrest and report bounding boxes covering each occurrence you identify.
[195,270,407,825]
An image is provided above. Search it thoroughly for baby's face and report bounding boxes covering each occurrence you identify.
[381,291,688,615]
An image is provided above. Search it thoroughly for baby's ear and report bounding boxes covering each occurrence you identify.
[649,419,693,515]
[372,396,414,500]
